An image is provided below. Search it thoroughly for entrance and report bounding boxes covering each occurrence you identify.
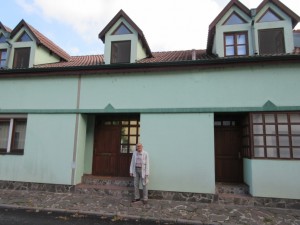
[92,115,140,177]
[214,115,244,183]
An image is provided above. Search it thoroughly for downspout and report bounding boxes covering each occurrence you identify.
[251,9,258,55]
[5,40,12,68]
[71,74,82,185]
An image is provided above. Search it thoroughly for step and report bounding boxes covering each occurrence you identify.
[216,182,249,195]
[75,183,134,198]
[217,193,254,206]
[82,175,133,187]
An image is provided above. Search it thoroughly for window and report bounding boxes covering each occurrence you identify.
[17,32,33,42]
[112,23,132,35]
[111,41,131,63]
[251,112,300,159]
[0,49,7,67]
[224,12,246,25]
[258,9,282,23]
[0,33,6,43]
[224,32,248,56]
[259,28,285,54]
[13,47,30,68]
[0,117,27,155]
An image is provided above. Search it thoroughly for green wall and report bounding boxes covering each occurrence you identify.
[244,159,300,199]
[0,114,76,185]
[140,113,215,194]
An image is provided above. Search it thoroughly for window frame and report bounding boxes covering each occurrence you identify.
[110,40,131,64]
[223,31,248,57]
[13,47,31,69]
[258,28,285,55]
[0,49,7,67]
[0,116,27,155]
[250,112,300,160]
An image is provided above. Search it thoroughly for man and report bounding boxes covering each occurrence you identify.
[130,143,150,204]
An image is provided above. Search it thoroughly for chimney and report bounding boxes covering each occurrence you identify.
[192,49,196,60]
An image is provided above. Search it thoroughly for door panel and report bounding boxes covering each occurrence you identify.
[93,125,120,176]
[215,127,243,182]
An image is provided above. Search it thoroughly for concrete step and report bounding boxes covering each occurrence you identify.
[216,182,249,195]
[81,175,133,187]
[217,193,254,206]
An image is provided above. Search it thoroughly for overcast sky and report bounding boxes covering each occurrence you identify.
[1,0,300,56]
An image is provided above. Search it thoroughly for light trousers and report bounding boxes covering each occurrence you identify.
[134,167,148,200]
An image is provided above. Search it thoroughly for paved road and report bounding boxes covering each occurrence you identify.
[0,207,168,225]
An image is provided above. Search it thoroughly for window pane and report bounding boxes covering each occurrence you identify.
[13,47,30,68]
[293,148,300,158]
[17,32,33,42]
[292,136,300,147]
[120,145,128,153]
[111,41,131,64]
[122,121,129,125]
[267,147,277,158]
[121,127,128,135]
[259,10,281,23]
[0,122,10,149]
[225,35,234,45]
[266,125,275,134]
[121,136,128,144]
[113,24,131,35]
[129,145,136,153]
[291,125,300,135]
[130,127,137,135]
[254,147,265,157]
[237,46,246,55]
[279,148,290,158]
[12,121,27,150]
[225,13,245,25]
[237,34,246,44]
[279,136,289,146]
[265,114,275,123]
[252,114,262,123]
[266,136,276,146]
[253,125,263,134]
[290,114,300,123]
[277,114,288,123]
[278,125,288,135]
[214,121,222,126]
[226,46,234,56]
[0,34,6,43]
[259,29,285,54]
[129,136,137,145]
[254,136,264,145]
[223,121,231,126]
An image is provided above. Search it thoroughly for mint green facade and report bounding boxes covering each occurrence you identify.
[0,63,300,198]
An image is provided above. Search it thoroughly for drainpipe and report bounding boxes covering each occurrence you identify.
[5,40,12,68]
[250,9,258,55]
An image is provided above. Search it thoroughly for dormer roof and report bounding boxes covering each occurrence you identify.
[98,9,152,57]
[10,19,70,61]
[0,22,12,33]
[256,0,300,28]
[206,0,300,55]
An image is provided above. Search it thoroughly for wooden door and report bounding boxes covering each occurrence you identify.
[93,124,121,176]
[215,126,243,182]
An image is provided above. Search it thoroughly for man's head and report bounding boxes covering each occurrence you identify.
[136,143,143,152]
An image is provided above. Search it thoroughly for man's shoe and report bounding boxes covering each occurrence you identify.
[131,199,140,203]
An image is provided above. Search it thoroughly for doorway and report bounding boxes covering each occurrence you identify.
[92,115,140,177]
[214,114,245,183]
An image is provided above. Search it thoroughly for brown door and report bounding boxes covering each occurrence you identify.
[215,126,243,183]
[93,124,121,176]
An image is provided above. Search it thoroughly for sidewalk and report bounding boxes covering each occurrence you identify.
[0,189,299,225]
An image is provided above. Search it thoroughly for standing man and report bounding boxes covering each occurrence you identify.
[130,143,150,204]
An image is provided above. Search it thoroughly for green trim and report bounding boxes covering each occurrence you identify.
[1,106,300,114]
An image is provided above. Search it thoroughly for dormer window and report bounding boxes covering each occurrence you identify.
[17,32,33,42]
[258,9,282,23]
[13,47,30,68]
[224,12,247,25]
[112,23,132,35]
[224,32,248,56]
[111,41,131,63]
[258,28,285,54]
[0,49,7,67]
[0,34,6,43]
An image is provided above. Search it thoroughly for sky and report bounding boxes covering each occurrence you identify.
[1,0,300,56]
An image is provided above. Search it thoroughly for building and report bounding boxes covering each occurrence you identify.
[0,0,299,204]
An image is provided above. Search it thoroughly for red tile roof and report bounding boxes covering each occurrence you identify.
[11,20,70,61]
[0,22,12,33]
[35,55,104,68]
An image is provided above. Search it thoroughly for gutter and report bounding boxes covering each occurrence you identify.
[0,54,300,78]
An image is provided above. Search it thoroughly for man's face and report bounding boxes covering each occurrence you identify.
[137,144,143,152]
